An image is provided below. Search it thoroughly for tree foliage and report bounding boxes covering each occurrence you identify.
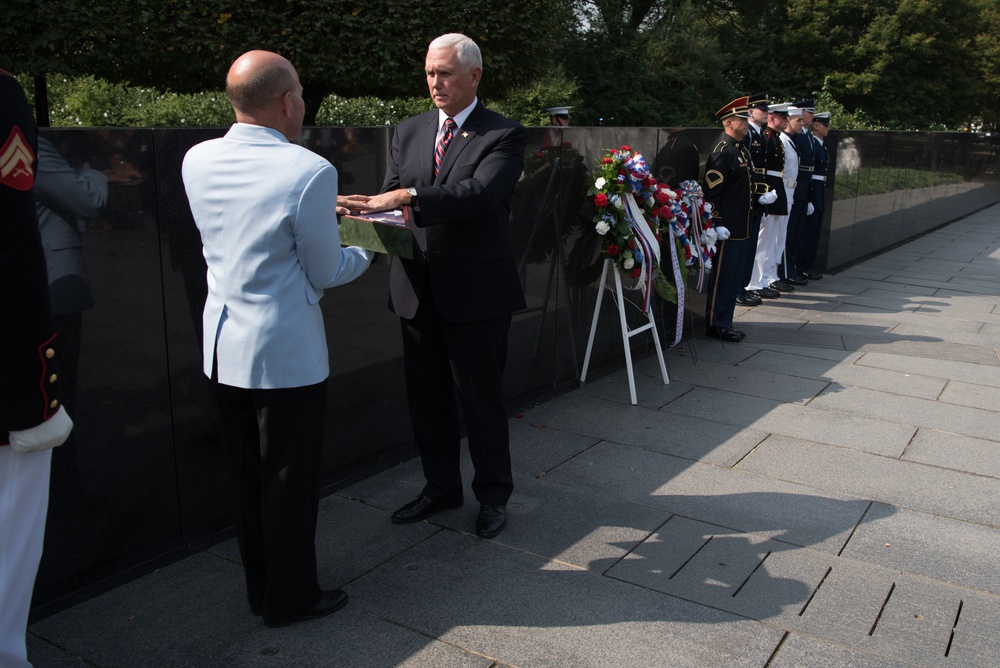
[2,0,574,124]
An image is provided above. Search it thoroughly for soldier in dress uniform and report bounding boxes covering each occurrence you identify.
[746,102,790,299]
[0,69,73,668]
[797,111,830,280]
[737,92,777,307]
[702,95,754,342]
[779,98,816,286]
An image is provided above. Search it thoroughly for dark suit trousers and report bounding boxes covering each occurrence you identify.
[210,379,325,623]
[400,288,513,506]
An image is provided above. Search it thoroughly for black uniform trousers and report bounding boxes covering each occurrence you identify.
[400,284,513,507]
[796,210,822,273]
[779,200,807,280]
[740,208,764,291]
[211,378,326,624]
[706,235,754,330]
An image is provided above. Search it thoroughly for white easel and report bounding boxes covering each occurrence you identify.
[580,258,669,405]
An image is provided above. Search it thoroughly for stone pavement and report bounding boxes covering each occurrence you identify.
[26,205,1000,667]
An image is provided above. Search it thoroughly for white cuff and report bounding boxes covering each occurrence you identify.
[9,406,73,453]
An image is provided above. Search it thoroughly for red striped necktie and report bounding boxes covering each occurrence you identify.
[434,117,457,177]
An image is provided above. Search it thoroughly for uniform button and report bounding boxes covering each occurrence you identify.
[50,399,59,409]
[49,374,58,383]
[46,348,56,359]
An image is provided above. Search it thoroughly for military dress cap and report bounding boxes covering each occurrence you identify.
[768,102,791,116]
[546,106,572,116]
[813,111,831,124]
[787,106,804,117]
[793,99,816,112]
[715,95,750,121]
[747,93,769,111]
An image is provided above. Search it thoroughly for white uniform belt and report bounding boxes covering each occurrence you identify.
[766,170,783,178]
[812,174,827,181]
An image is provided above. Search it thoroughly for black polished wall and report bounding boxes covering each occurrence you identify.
[32,125,1000,611]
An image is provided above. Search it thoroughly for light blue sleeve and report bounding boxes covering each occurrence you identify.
[294,163,372,290]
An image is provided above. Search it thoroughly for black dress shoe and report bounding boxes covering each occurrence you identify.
[756,287,781,299]
[736,293,762,306]
[800,269,823,280]
[475,504,507,538]
[391,495,463,524]
[769,280,794,293]
[784,276,808,286]
[264,589,348,628]
[705,326,743,342]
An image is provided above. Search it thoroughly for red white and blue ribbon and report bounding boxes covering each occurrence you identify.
[624,193,660,314]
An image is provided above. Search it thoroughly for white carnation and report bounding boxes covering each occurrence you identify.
[595,221,611,235]
[703,202,713,213]
[595,177,606,189]
[623,257,635,269]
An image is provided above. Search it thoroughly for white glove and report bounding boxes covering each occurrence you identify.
[8,406,73,453]
[758,190,778,205]
[807,202,815,216]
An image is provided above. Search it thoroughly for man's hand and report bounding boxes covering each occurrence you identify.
[807,202,815,216]
[337,194,371,216]
[359,188,411,215]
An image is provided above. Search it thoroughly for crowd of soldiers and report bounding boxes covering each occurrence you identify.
[702,94,831,342]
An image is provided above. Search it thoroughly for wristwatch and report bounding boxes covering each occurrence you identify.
[407,187,419,210]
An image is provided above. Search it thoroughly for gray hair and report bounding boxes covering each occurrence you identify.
[428,33,482,71]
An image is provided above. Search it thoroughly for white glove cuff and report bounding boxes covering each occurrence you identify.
[9,406,73,453]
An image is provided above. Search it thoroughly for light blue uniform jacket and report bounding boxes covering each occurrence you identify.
[182,123,370,389]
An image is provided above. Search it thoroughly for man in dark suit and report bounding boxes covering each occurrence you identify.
[352,33,527,539]
[703,96,754,342]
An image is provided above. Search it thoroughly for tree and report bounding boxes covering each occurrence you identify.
[1,0,575,124]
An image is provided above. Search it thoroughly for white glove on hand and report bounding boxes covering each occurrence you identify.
[807,202,815,216]
[758,190,778,205]
[8,406,73,453]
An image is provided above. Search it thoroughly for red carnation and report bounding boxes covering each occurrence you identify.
[628,239,636,250]
[606,244,619,257]
[602,157,614,164]
[594,193,608,208]
[620,145,632,152]
[650,206,660,218]
[630,267,642,279]
[655,190,670,204]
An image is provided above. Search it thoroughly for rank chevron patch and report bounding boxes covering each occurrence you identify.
[0,125,35,191]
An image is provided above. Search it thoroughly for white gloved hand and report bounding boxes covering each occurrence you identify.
[758,190,778,205]
[807,202,815,216]
[8,406,73,453]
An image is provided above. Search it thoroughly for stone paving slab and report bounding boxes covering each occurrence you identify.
[543,440,871,553]
[348,531,784,668]
[939,380,1000,411]
[903,428,1000,478]
[736,435,1000,527]
[840,504,1000,594]
[809,384,1000,441]
[524,392,768,467]
[736,349,947,399]
[768,633,914,668]
[855,350,1000,382]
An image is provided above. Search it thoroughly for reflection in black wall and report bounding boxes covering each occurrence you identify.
[32,125,1000,613]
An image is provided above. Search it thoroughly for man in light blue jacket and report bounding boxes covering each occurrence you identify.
[182,50,372,628]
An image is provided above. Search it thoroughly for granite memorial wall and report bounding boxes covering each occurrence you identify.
[31,125,1000,613]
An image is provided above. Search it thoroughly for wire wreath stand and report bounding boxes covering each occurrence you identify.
[580,258,669,405]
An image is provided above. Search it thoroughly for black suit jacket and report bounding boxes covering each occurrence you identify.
[382,103,528,323]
